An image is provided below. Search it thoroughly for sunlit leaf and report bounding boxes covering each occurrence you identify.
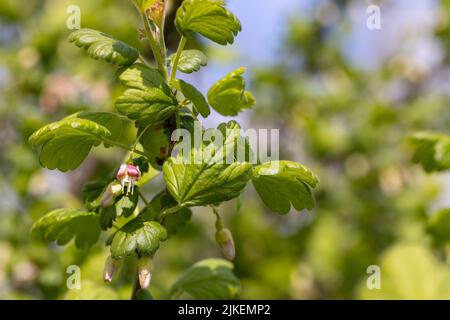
[68,28,139,66]
[132,0,158,12]
[32,209,101,249]
[252,160,319,214]
[178,79,210,117]
[29,116,111,172]
[207,67,255,116]
[175,0,241,45]
[163,121,252,207]
[169,50,207,73]
[116,63,177,126]
[110,218,168,259]
[170,258,240,299]
[115,190,139,218]
[75,111,132,146]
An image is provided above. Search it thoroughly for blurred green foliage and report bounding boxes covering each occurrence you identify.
[1,0,450,299]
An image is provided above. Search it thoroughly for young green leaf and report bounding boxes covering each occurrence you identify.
[115,90,178,127]
[207,67,255,116]
[164,161,251,207]
[252,161,319,214]
[115,190,139,218]
[175,0,241,45]
[29,116,111,172]
[76,111,132,146]
[169,258,240,299]
[68,28,139,66]
[116,63,177,126]
[410,132,450,172]
[169,49,207,74]
[178,79,210,117]
[110,218,168,259]
[163,122,252,207]
[118,63,169,91]
[32,209,101,249]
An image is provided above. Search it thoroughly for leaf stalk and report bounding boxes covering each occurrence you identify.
[170,36,187,82]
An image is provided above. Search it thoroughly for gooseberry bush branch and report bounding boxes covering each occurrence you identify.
[29,0,319,300]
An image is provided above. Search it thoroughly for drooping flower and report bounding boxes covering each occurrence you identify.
[100,181,123,208]
[103,255,121,282]
[215,228,236,260]
[138,256,153,289]
[116,163,141,195]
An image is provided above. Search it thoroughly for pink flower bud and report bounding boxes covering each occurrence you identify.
[215,228,236,260]
[100,182,122,208]
[138,256,153,289]
[103,255,121,282]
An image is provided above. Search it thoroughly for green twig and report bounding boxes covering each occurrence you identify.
[113,222,121,230]
[170,36,187,82]
[141,12,168,80]
[131,267,141,300]
[158,2,167,59]
[102,138,151,159]
[128,124,152,162]
[210,205,224,230]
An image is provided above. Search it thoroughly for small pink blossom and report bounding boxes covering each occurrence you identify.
[116,163,141,194]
